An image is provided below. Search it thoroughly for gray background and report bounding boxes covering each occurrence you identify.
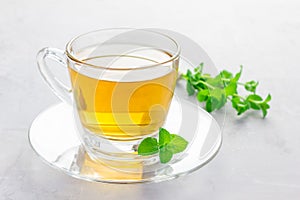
[1,0,299,199]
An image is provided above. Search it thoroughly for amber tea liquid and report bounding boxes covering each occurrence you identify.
[69,49,177,141]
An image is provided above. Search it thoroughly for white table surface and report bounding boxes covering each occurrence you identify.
[1,0,300,199]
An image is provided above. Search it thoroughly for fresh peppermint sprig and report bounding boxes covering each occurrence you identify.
[181,63,271,117]
[138,128,188,164]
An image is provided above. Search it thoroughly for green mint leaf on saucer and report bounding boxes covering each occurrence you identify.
[167,134,189,154]
[137,137,159,156]
[158,127,171,146]
[181,63,271,118]
[138,127,189,164]
[159,146,173,164]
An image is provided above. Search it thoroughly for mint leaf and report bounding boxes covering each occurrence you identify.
[264,94,272,103]
[209,88,227,110]
[232,96,249,115]
[231,96,240,108]
[186,81,195,96]
[245,81,258,93]
[246,94,263,110]
[193,63,204,80]
[225,81,237,97]
[260,103,269,118]
[233,66,242,82]
[261,94,272,118]
[167,134,189,154]
[159,128,171,146]
[137,137,159,156]
[195,63,204,73]
[197,89,209,102]
[206,97,213,112]
[159,146,173,164]
[219,70,233,80]
[186,69,193,79]
[206,76,223,88]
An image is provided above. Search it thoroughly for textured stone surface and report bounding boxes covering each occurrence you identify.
[1,0,300,199]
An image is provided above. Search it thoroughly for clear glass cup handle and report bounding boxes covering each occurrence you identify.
[37,47,72,104]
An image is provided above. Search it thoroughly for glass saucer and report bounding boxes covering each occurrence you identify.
[28,79,222,184]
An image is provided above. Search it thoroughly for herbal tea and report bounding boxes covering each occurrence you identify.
[69,49,177,141]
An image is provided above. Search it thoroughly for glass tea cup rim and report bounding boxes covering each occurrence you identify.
[65,28,181,70]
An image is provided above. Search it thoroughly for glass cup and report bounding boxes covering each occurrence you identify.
[37,28,180,165]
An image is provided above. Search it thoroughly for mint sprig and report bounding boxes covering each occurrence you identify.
[181,63,271,117]
[138,128,188,164]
